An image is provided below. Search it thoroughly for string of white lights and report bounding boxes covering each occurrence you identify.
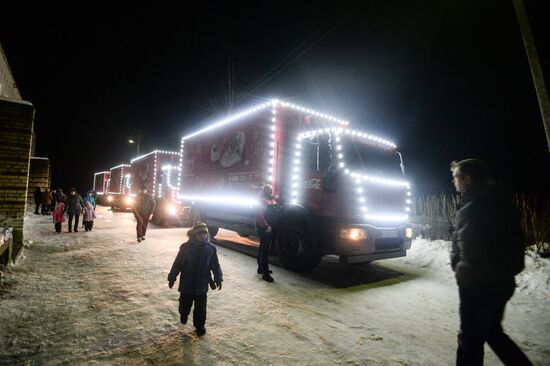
[294,129,410,222]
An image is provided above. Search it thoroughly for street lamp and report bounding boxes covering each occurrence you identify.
[128,138,140,157]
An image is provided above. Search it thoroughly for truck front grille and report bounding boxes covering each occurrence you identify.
[374,238,403,251]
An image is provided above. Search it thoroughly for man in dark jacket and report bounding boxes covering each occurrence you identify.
[33,186,42,214]
[65,187,83,232]
[255,184,277,282]
[168,222,223,336]
[450,159,532,365]
[132,186,156,242]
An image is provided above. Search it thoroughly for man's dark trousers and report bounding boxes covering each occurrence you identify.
[456,279,532,366]
[257,229,272,274]
[179,294,207,328]
[68,214,80,232]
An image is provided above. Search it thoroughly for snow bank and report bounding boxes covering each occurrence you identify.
[516,249,550,298]
[403,237,452,271]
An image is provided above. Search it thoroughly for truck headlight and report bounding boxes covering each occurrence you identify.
[107,195,113,202]
[125,197,133,205]
[340,228,367,241]
[167,204,177,215]
[405,227,413,239]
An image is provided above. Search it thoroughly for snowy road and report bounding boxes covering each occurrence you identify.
[0,206,548,365]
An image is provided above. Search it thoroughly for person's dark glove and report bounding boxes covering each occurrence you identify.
[215,281,222,291]
[168,281,175,289]
[209,279,216,290]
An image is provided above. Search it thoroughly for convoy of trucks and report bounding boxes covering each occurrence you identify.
[94,99,413,271]
[96,150,180,212]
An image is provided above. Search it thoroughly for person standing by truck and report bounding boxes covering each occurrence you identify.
[450,159,532,366]
[255,184,277,282]
[132,186,156,242]
[65,187,83,232]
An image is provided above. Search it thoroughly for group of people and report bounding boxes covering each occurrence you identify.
[32,159,533,363]
[34,187,97,233]
[166,158,533,366]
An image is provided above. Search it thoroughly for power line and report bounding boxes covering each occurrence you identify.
[236,0,369,102]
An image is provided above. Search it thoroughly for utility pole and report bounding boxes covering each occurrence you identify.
[513,0,550,153]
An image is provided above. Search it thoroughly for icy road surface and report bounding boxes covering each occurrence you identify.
[0,206,548,365]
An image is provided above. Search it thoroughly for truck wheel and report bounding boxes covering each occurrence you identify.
[208,226,219,238]
[189,208,201,227]
[151,213,165,227]
[276,218,321,272]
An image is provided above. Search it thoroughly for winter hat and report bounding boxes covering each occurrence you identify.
[260,184,273,198]
[192,222,209,236]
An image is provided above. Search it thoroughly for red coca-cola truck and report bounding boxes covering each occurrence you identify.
[93,171,110,205]
[128,150,180,224]
[106,164,132,211]
[171,99,413,271]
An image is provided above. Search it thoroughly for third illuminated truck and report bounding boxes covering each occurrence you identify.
[165,99,413,271]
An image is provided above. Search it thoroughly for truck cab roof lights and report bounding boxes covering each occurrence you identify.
[94,171,110,175]
[277,100,349,126]
[178,194,259,207]
[298,128,396,149]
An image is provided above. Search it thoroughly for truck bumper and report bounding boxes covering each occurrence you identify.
[321,221,412,261]
[339,250,407,264]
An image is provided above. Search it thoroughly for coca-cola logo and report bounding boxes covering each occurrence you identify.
[303,178,321,190]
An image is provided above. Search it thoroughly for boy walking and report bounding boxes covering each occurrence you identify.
[168,222,223,336]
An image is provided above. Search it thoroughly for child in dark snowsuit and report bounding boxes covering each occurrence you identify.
[82,201,96,231]
[168,222,223,336]
[53,202,65,233]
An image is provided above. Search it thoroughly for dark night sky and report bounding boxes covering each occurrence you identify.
[2,0,549,196]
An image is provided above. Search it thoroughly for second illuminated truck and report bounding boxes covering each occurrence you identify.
[162,99,413,271]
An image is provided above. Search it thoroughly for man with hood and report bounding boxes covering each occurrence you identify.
[132,186,156,242]
[255,184,277,282]
[168,222,223,336]
[33,186,42,214]
[450,159,531,365]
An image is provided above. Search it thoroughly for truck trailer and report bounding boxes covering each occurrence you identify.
[106,164,132,211]
[128,150,181,225]
[93,171,110,205]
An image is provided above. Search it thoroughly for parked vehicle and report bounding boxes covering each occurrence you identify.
[166,99,413,271]
[93,171,110,205]
[128,150,181,225]
[106,164,132,211]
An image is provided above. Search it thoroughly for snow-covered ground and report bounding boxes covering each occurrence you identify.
[0,206,548,365]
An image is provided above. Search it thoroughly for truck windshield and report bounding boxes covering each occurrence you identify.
[341,142,403,179]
